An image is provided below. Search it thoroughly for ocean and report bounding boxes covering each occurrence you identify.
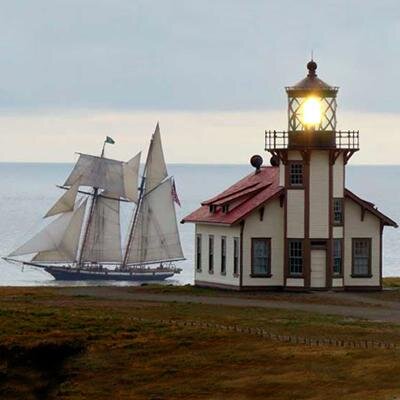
[0,163,399,286]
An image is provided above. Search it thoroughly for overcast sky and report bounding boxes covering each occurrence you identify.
[0,1,399,163]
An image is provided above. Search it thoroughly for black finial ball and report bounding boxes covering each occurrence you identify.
[270,155,280,167]
[250,155,263,170]
[307,60,317,73]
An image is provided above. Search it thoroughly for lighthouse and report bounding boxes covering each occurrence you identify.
[182,60,397,290]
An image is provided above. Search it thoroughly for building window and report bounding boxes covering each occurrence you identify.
[222,204,229,213]
[352,238,371,277]
[333,239,342,275]
[221,236,226,274]
[209,205,217,213]
[196,234,202,271]
[288,239,303,275]
[233,237,239,275]
[208,235,214,273]
[251,238,271,275]
[333,198,343,225]
[289,162,304,187]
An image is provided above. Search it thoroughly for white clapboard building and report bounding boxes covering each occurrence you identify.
[182,60,397,291]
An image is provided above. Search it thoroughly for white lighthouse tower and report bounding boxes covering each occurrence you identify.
[265,60,359,289]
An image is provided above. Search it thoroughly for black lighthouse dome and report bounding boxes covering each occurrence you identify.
[286,60,337,94]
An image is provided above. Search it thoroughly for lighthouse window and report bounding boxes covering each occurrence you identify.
[196,234,202,272]
[333,198,344,225]
[251,238,271,275]
[221,236,227,274]
[333,239,343,275]
[208,235,214,273]
[288,239,303,275]
[289,162,304,187]
[352,238,371,277]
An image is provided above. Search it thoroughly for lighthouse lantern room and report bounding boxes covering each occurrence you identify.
[183,60,397,291]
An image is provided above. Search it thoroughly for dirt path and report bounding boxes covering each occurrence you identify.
[318,291,400,309]
[62,287,400,323]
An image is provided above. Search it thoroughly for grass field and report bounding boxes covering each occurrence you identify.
[1,285,400,399]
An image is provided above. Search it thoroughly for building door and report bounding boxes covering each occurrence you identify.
[310,249,326,288]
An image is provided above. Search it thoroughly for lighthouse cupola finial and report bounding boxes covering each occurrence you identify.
[307,59,317,77]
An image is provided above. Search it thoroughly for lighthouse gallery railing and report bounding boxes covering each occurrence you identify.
[265,130,359,150]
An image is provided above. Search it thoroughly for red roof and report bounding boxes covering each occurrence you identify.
[182,167,283,225]
[182,166,398,228]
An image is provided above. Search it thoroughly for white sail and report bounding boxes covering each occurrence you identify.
[123,152,141,202]
[145,123,168,192]
[81,193,122,263]
[10,199,87,262]
[44,181,79,218]
[64,153,140,201]
[32,250,70,263]
[126,178,184,265]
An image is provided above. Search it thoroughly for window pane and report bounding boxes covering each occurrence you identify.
[333,239,342,274]
[208,235,214,272]
[221,236,226,273]
[290,163,303,186]
[289,240,303,275]
[233,237,239,275]
[252,239,270,274]
[333,198,343,224]
[196,234,202,271]
[353,239,370,276]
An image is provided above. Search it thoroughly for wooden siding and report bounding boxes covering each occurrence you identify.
[279,163,285,186]
[288,151,302,160]
[344,198,381,287]
[286,278,305,287]
[194,224,241,286]
[332,277,344,287]
[309,151,329,238]
[333,152,344,197]
[333,226,344,238]
[287,190,305,238]
[242,199,284,286]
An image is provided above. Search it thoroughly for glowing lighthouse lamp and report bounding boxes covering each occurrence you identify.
[302,96,322,129]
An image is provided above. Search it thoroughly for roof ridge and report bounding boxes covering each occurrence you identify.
[229,186,284,224]
[203,181,272,206]
[202,166,278,205]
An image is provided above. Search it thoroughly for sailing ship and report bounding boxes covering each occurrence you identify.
[4,124,184,281]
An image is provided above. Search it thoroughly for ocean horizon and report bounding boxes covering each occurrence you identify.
[0,162,399,286]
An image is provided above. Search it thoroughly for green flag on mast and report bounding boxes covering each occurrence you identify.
[105,136,115,144]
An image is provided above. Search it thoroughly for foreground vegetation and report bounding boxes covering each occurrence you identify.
[383,277,400,287]
[0,287,400,399]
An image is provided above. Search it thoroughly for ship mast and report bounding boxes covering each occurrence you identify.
[77,138,109,266]
[121,123,184,268]
[122,136,153,269]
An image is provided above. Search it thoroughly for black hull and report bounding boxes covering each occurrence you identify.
[44,266,175,281]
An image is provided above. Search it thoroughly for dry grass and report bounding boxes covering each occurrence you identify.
[1,287,400,399]
[383,277,400,288]
[131,284,377,307]
[358,277,400,302]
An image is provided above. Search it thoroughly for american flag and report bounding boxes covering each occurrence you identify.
[171,179,181,207]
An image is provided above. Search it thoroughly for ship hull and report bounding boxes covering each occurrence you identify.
[44,266,175,281]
